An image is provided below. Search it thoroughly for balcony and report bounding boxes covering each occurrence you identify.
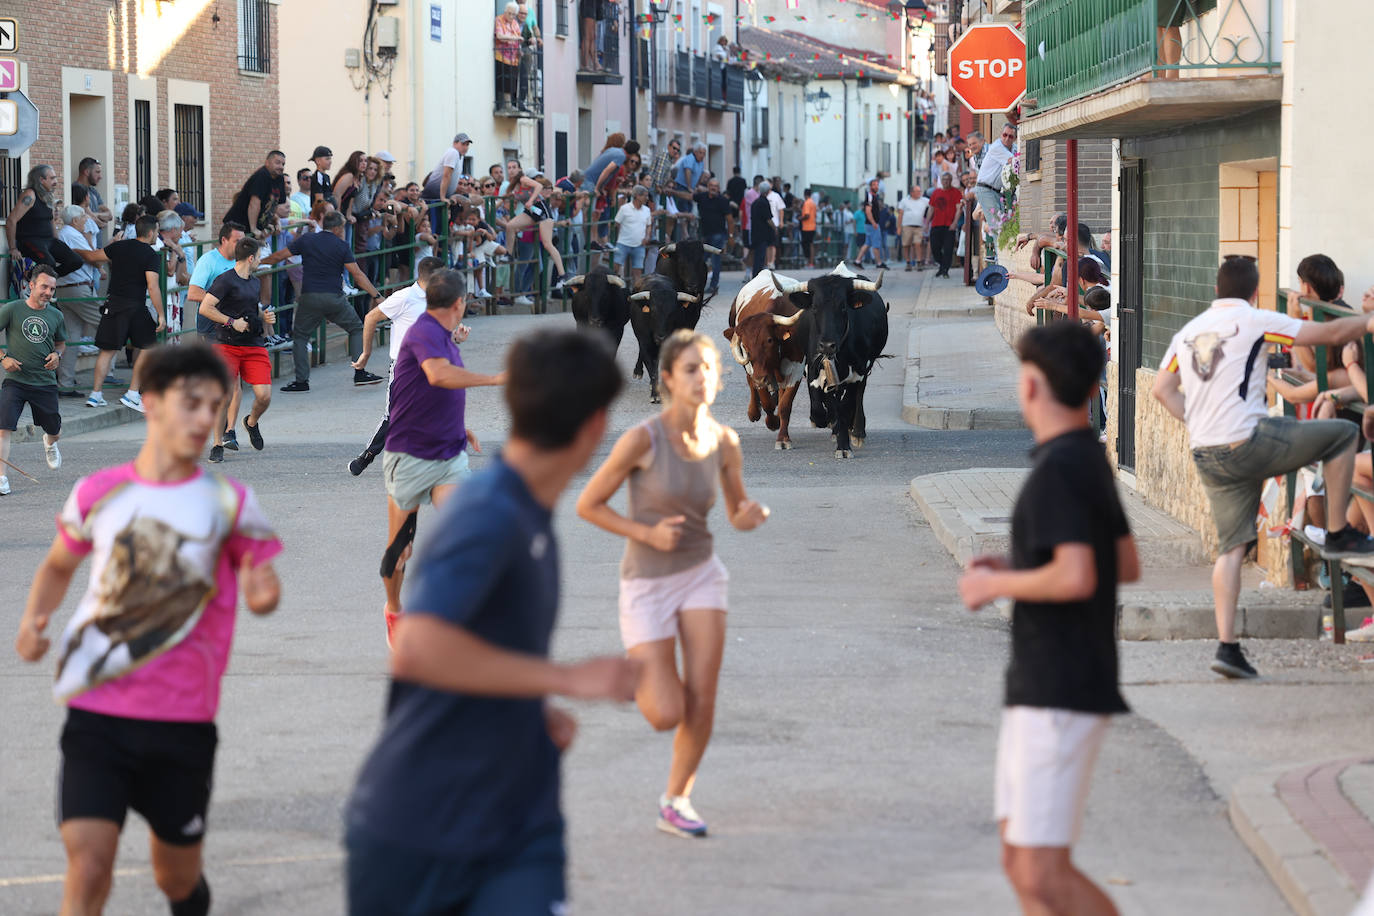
[1021,0,1281,140]
[495,47,544,119]
[657,51,744,112]
[577,4,623,85]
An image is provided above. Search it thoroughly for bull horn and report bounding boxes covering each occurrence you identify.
[771,311,804,327]
[771,274,808,296]
[677,292,699,304]
[564,274,586,286]
[852,270,885,293]
[629,291,651,302]
[605,275,626,288]
[702,244,722,255]
[661,242,677,254]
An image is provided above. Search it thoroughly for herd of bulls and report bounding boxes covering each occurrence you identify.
[563,240,889,459]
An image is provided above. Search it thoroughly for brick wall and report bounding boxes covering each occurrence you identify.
[7,3,280,230]
[1016,137,1112,245]
[1122,111,1280,366]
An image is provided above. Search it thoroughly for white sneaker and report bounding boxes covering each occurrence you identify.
[77,345,100,356]
[1347,621,1374,642]
[477,288,493,299]
[85,392,107,408]
[514,295,534,307]
[119,391,144,413]
[0,475,9,496]
[44,440,61,470]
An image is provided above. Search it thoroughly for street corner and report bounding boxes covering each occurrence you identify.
[900,321,1024,431]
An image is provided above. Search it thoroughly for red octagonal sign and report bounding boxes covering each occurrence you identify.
[949,23,1027,114]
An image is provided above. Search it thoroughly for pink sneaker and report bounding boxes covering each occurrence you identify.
[657,794,707,838]
[385,607,400,648]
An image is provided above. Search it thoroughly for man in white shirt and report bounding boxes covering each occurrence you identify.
[897,186,931,271]
[971,123,1016,263]
[614,186,653,285]
[1152,256,1374,679]
[348,256,450,475]
[766,184,785,269]
[54,206,110,393]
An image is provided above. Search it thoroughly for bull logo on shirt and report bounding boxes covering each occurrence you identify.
[56,515,214,688]
[1183,327,1239,381]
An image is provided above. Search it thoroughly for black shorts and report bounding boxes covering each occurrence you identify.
[94,299,159,351]
[0,379,61,434]
[525,197,553,223]
[59,708,218,846]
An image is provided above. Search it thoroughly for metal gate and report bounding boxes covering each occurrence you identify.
[1117,160,1144,470]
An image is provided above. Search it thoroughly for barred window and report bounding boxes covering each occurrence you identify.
[238,0,272,74]
[1025,139,1041,172]
[134,100,153,202]
[174,104,206,216]
[0,154,23,222]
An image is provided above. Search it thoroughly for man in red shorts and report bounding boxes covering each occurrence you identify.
[197,238,276,463]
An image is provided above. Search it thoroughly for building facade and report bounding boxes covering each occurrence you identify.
[1,0,281,240]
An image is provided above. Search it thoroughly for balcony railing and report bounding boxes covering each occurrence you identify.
[1025,0,1279,112]
[657,50,744,111]
[577,1,623,84]
[495,47,543,118]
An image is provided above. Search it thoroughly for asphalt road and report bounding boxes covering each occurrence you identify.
[0,266,1288,914]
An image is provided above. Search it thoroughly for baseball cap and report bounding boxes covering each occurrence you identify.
[174,201,204,220]
[454,132,472,144]
[310,145,333,160]
[375,150,397,164]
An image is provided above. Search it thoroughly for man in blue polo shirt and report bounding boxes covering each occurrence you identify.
[346,327,641,915]
[668,145,707,239]
[187,222,247,448]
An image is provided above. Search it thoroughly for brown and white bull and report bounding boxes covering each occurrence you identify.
[722,270,810,449]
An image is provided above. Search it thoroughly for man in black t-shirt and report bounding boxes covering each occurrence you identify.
[89,216,165,411]
[959,322,1138,915]
[692,178,736,295]
[198,237,277,464]
[223,151,288,238]
[725,167,747,248]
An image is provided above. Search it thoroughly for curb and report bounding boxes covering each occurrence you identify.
[1231,764,1362,916]
[901,326,1025,430]
[13,403,139,445]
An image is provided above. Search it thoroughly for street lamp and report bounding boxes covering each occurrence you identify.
[805,87,831,115]
[746,67,764,101]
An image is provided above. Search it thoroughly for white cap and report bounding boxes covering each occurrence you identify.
[375,150,397,163]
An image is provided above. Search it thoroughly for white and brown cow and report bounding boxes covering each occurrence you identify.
[722,270,810,449]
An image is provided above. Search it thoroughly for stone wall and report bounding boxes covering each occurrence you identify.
[991,243,1037,348]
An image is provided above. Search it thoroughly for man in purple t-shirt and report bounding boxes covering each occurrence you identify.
[379,268,506,643]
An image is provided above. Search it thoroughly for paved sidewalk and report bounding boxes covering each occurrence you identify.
[910,467,1333,639]
[901,275,1024,430]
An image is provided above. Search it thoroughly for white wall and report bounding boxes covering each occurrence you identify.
[1278,0,1373,299]
[802,78,910,202]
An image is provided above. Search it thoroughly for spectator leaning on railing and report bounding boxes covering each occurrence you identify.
[8,165,87,279]
[224,151,289,240]
[1151,256,1374,680]
[54,206,107,395]
[615,186,653,286]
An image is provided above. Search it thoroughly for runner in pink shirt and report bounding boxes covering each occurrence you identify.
[15,342,282,916]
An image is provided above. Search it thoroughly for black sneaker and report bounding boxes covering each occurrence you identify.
[1211,642,1258,679]
[58,388,84,399]
[355,370,384,386]
[208,445,225,464]
[280,380,310,392]
[223,429,239,452]
[348,451,375,476]
[1324,580,1373,609]
[1321,526,1374,565]
[244,416,264,451]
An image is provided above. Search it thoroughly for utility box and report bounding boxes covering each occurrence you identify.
[375,16,400,51]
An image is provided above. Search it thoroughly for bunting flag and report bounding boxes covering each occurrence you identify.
[786,0,799,8]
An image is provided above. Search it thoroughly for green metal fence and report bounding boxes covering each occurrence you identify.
[1025,0,1279,112]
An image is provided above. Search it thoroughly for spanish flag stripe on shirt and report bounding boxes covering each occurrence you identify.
[1263,332,1295,345]
[1165,354,1180,373]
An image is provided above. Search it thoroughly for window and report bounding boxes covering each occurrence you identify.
[556,0,568,37]
[0,155,23,223]
[793,97,798,143]
[751,107,769,148]
[174,104,206,215]
[1025,139,1042,172]
[134,100,153,203]
[778,96,784,141]
[881,141,892,174]
[864,138,870,172]
[237,0,272,74]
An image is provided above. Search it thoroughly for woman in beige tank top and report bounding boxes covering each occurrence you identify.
[578,330,769,839]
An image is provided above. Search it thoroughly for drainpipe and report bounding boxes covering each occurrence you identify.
[841,75,848,191]
[628,0,638,140]
[1066,138,1079,320]
[410,0,422,181]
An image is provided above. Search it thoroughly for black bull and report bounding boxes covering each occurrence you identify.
[628,274,705,404]
[563,268,630,351]
[654,239,721,302]
[772,272,889,459]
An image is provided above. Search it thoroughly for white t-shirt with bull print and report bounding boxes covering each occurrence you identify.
[1161,298,1303,448]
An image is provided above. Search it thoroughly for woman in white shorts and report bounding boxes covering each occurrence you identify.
[578,329,769,838]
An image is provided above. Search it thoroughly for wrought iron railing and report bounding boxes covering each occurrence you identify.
[1025,0,1279,111]
[494,47,544,118]
[577,1,622,78]
[658,50,743,110]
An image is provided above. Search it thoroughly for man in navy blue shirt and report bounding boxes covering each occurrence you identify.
[260,210,384,392]
[346,328,641,916]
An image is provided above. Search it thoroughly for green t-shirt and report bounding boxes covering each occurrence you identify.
[0,299,67,388]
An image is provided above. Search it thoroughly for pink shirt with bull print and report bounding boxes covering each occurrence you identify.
[53,463,282,722]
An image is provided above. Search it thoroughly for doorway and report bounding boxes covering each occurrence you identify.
[1116,159,1143,472]
[578,108,592,169]
[68,94,108,193]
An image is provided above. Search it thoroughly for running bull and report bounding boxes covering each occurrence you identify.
[628,274,706,403]
[655,239,721,303]
[563,267,630,352]
[772,269,888,459]
[722,269,808,449]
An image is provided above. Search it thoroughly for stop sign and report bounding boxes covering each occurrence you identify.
[948,23,1027,114]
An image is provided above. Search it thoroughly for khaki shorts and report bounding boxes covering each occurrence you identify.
[382,449,470,512]
[995,706,1109,848]
[1192,416,1357,555]
[900,225,921,247]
